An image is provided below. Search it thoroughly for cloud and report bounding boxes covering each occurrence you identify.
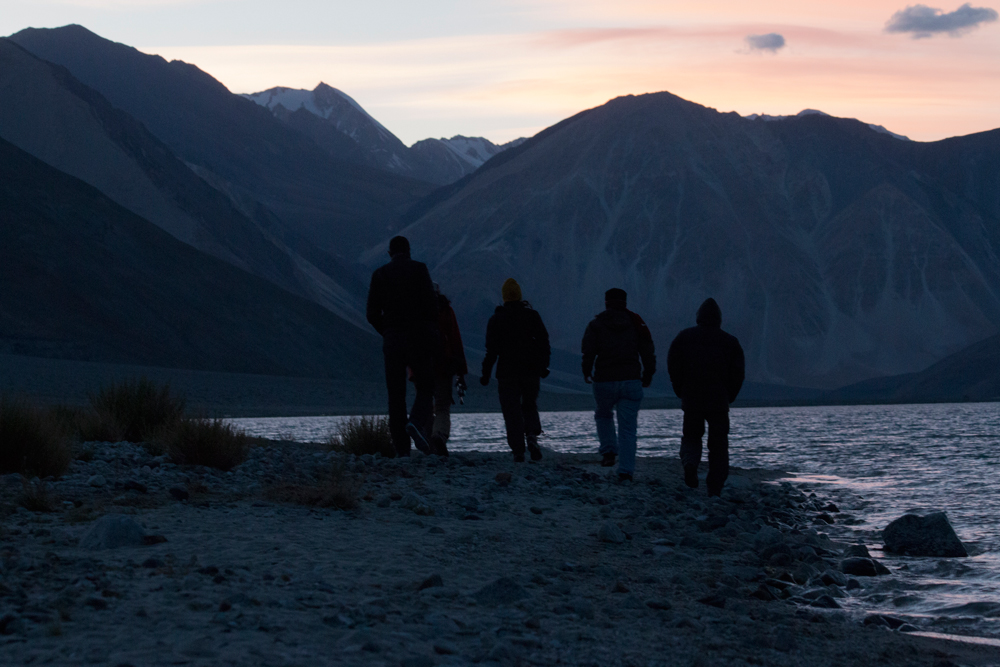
[885,3,999,37]
[745,33,786,52]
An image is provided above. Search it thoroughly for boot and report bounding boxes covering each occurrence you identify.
[526,435,542,461]
[684,465,699,489]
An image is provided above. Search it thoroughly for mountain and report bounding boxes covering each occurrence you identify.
[381,92,1000,389]
[825,334,1000,403]
[9,25,433,259]
[0,37,367,325]
[244,83,525,185]
[745,109,911,141]
[0,136,380,378]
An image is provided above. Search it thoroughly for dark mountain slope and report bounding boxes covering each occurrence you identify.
[10,25,433,256]
[388,92,1000,389]
[0,137,380,378]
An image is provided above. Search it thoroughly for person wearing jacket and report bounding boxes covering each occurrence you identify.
[480,278,551,462]
[581,288,656,481]
[430,286,468,457]
[366,236,439,456]
[666,298,745,496]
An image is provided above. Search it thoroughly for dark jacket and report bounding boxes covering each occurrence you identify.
[667,298,745,411]
[481,301,550,380]
[581,307,656,383]
[437,294,468,377]
[366,254,438,335]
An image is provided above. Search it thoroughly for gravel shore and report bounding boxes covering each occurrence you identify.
[1,441,997,666]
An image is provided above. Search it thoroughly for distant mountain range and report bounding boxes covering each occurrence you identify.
[385,92,1000,390]
[3,24,998,401]
[244,83,525,185]
[744,109,911,142]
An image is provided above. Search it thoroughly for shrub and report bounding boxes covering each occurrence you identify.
[157,418,249,471]
[19,477,58,513]
[263,462,360,510]
[88,377,185,443]
[327,416,394,458]
[0,396,72,478]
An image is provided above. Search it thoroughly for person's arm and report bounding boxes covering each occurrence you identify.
[630,311,656,387]
[728,337,746,403]
[365,271,384,335]
[581,321,597,381]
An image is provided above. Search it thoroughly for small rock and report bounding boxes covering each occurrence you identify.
[809,595,841,609]
[0,612,25,635]
[530,507,543,515]
[474,577,528,606]
[612,581,630,593]
[87,475,106,488]
[433,641,458,655]
[141,557,165,569]
[864,614,907,629]
[141,535,167,545]
[495,472,512,486]
[169,487,189,502]
[428,526,445,534]
[123,480,148,494]
[84,597,109,610]
[813,513,835,525]
[843,544,871,558]
[419,574,444,591]
[820,569,848,587]
[697,594,726,609]
[376,495,391,508]
[645,599,672,611]
[79,515,147,550]
[598,521,626,544]
[841,557,890,577]
[883,512,968,557]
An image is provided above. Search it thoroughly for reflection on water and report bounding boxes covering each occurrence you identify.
[231,402,1000,638]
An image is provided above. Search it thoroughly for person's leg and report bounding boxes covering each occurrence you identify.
[406,331,436,451]
[521,377,543,460]
[615,380,643,477]
[430,373,453,455]
[680,409,705,487]
[497,378,526,459]
[593,381,618,462]
[705,410,731,496]
[383,338,410,456]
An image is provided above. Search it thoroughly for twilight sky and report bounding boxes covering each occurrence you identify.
[4,0,999,145]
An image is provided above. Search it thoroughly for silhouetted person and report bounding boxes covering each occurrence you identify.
[667,298,745,496]
[582,288,656,482]
[430,285,468,457]
[480,278,550,462]
[366,236,439,456]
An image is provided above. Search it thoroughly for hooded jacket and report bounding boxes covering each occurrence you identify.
[581,307,656,383]
[481,301,550,379]
[666,298,745,411]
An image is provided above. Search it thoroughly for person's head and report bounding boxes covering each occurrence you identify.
[604,288,627,311]
[388,235,410,258]
[696,298,722,327]
[502,278,522,303]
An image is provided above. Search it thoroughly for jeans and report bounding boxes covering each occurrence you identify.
[680,409,730,492]
[593,379,643,474]
[497,376,541,456]
[383,328,435,456]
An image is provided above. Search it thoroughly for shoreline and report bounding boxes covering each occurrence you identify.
[2,443,999,666]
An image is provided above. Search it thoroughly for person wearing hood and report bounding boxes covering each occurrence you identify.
[667,298,745,496]
[430,285,468,457]
[480,278,551,462]
[581,288,656,482]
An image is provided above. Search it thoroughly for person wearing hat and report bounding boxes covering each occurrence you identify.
[667,298,745,496]
[366,235,439,456]
[581,288,656,481]
[480,278,551,462]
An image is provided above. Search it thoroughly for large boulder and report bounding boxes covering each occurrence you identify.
[79,514,147,550]
[883,512,967,557]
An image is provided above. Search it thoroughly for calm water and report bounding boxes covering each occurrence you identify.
[231,403,1000,638]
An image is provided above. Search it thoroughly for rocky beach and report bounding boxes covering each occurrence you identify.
[1,441,997,667]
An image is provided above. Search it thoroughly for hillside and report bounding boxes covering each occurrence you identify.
[0,137,380,378]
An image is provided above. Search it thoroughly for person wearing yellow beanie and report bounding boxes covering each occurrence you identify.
[480,279,550,462]
[501,278,522,303]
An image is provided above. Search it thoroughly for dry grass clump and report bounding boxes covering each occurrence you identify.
[263,463,361,510]
[155,418,249,471]
[327,416,394,458]
[19,477,59,513]
[87,377,185,443]
[0,396,72,478]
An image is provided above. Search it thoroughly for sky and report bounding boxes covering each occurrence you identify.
[3,0,999,145]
